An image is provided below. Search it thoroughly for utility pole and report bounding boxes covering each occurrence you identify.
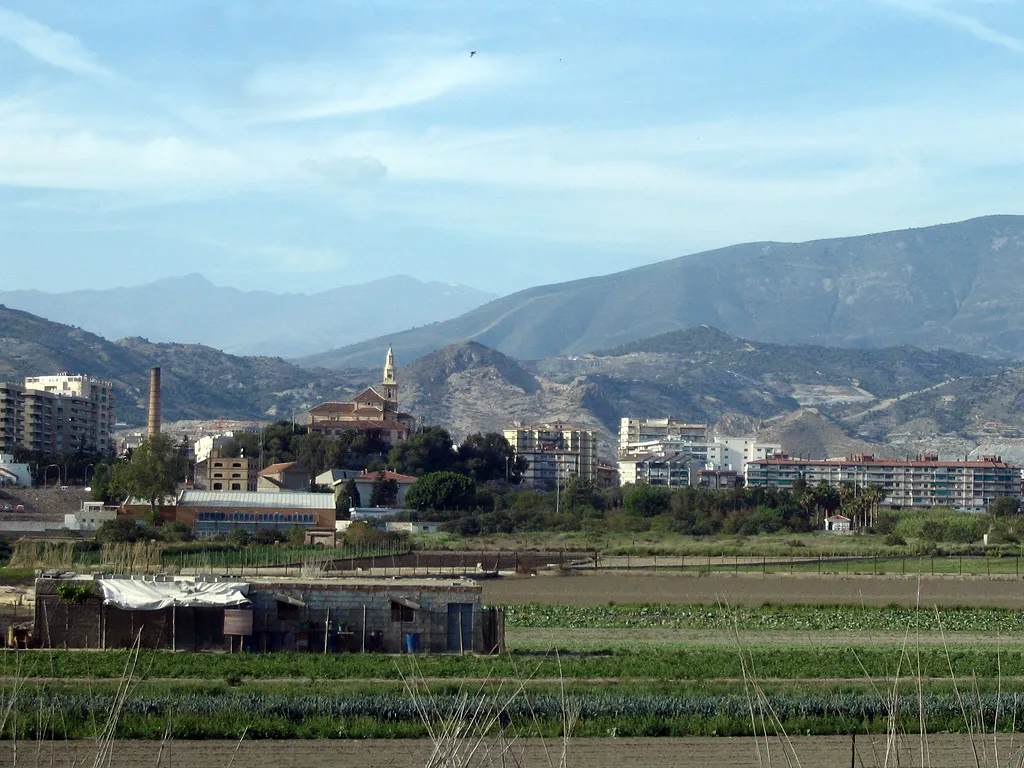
[555,463,560,515]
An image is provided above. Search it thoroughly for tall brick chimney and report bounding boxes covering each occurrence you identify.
[147,367,161,436]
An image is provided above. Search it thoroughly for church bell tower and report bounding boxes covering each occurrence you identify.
[381,346,398,408]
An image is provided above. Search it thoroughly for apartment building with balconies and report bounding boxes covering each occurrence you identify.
[24,373,115,454]
[0,383,24,453]
[2,374,116,456]
[503,422,597,490]
[744,452,1021,513]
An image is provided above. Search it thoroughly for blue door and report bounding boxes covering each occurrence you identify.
[447,603,473,652]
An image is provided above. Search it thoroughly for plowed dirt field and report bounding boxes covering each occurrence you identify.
[483,571,1024,608]
[15,734,1022,767]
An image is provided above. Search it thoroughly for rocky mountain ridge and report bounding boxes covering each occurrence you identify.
[2,306,1021,463]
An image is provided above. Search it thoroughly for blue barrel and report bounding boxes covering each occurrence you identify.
[404,633,420,653]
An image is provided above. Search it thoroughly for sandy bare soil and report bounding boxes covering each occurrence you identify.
[484,571,1024,608]
[14,734,1024,768]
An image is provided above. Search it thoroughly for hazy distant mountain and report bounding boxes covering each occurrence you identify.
[299,215,1024,368]
[0,305,367,426]
[0,274,496,357]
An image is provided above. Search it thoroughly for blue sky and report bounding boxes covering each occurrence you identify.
[2,0,1024,296]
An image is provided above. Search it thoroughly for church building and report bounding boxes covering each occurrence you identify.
[307,348,417,447]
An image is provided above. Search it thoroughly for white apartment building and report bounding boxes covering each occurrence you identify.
[619,418,708,456]
[618,417,780,486]
[23,373,116,454]
[503,423,597,490]
[745,453,1021,513]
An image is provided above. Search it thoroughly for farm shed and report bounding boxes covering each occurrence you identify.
[33,574,503,655]
[34,574,250,650]
[245,577,502,655]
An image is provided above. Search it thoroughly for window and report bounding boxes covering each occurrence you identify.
[391,601,415,622]
[231,483,241,490]
[213,483,222,490]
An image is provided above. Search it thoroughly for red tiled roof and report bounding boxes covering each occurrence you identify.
[260,462,297,475]
[354,387,385,403]
[310,402,356,415]
[356,470,419,483]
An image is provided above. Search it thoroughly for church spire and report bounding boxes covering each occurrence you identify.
[381,346,398,406]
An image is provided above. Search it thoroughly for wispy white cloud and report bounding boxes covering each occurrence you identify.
[0,7,115,78]
[0,126,255,191]
[879,0,1024,53]
[242,53,513,123]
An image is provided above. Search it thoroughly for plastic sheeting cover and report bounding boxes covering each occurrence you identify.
[98,579,250,610]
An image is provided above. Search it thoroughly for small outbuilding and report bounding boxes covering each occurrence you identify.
[824,514,852,533]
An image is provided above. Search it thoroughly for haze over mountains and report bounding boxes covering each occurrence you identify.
[0,274,497,358]
[4,215,1024,461]
[302,215,1024,368]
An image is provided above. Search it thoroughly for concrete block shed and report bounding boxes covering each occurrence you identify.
[33,574,503,655]
[246,577,500,654]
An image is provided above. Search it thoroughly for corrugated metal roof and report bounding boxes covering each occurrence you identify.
[178,490,336,509]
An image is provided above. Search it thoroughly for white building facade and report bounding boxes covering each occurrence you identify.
[617,417,780,487]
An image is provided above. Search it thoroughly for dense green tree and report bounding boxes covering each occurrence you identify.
[344,478,361,510]
[623,485,672,518]
[95,518,147,543]
[292,432,343,481]
[388,427,458,476]
[88,463,114,503]
[456,433,526,484]
[990,497,1020,517]
[561,476,601,512]
[108,434,187,520]
[369,473,399,507]
[405,471,477,512]
[266,421,304,464]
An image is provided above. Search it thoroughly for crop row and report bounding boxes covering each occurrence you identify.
[502,603,1024,632]
[4,689,1024,739]
[9,647,1024,681]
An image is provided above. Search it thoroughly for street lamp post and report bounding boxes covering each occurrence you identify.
[44,464,60,487]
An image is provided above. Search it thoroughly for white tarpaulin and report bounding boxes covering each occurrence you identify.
[98,580,250,611]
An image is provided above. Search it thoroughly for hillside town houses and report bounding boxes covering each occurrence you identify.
[6,352,1024,542]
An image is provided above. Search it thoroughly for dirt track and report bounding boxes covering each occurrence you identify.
[15,735,1023,767]
[484,571,1024,608]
